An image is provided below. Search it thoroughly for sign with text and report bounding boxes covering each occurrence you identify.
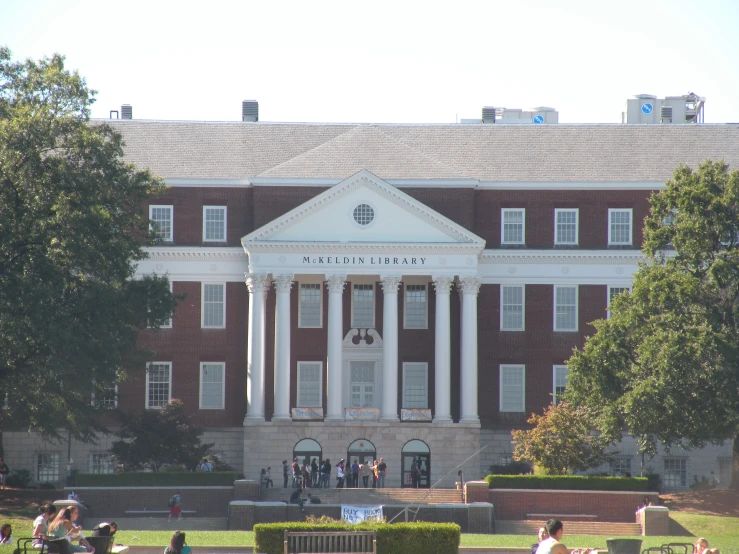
[302,255,428,267]
[292,407,324,420]
[401,408,433,422]
[345,408,380,421]
[342,505,383,523]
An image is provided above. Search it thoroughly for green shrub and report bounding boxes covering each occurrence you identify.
[485,474,649,491]
[488,461,532,475]
[75,471,238,486]
[7,469,32,488]
[254,521,460,554]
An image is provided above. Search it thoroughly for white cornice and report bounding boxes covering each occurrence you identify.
[244,242,485,254]
[144,246,246,262]
[478,181,664,190]
[480,249,645,265]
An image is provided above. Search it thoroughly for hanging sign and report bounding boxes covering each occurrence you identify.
[401,409,432,422]
[345,408,380,421]
[292,407,323,420]
[342,505,384,523]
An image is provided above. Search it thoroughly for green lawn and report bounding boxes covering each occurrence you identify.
[0,512,737,553]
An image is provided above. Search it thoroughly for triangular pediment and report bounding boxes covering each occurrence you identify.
[242,170,485,246]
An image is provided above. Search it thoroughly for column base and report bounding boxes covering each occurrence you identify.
[243,415,265,425]
[433,415,453,425]
[325,414,345,422]
[380,416,399,423]
[271,415,292,423]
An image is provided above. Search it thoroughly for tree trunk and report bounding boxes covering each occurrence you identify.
[732,432,739,490]
[0,426,4,459]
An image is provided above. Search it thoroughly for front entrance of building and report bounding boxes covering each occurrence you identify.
[402,439,430,488]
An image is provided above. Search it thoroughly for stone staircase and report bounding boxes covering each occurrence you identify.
[497,520,642,537]
[91,517,228,531]
[259,487,464,505]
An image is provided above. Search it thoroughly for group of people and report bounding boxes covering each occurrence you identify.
[280,457,388,489]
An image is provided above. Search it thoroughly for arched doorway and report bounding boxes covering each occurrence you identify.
[402,439,430,488]
[293,438,322,469]
[346,439,377,467]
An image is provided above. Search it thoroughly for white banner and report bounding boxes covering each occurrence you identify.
[341,505,383,523]
[345,408,380,421]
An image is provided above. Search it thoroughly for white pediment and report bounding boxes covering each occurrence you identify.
[242,170,484,246]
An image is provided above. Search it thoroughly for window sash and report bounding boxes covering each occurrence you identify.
[90,453,114,474]
[203,206,227,242]
[146,362,171,409]
[297,362,323,408]
[554,286,578,331]
[555,209,578,245]
[403,362,428,409]
[499,365,525,412]
[404,285,427,329]
[149,205,173,241]
[607,286,630,319]
[501,209,525,244]
[609,457,632,477]
[501,285,524,331]
[609,209,633,245]
[299,284,322,328]
[202,283,225,328]
[37,453,60,482]
[350,361,375,408]
[200,362,225,409]
[553,365,569,404]
[663,459,687,487]
[351,284,374,327]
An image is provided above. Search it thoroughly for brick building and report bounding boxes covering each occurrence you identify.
[5,98,737,489]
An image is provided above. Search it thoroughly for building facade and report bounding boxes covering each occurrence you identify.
[5,104,737,489]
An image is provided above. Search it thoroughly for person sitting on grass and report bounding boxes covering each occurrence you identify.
[530,526,548,554]
[534,519,567,554]
[92,522,117,537]
[48,506,95,553]
[693,538,709,554]
[165,531,191,554]
[0,523,12,544]
[33,504,60,552]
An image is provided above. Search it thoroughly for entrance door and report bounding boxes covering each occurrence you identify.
[401,439,431,488]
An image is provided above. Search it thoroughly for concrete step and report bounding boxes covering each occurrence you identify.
[259,487,464,505]
[93,517,228,531]
[497,520,642,537]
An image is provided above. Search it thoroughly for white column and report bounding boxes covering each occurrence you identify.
[432,275,454,423]
[326,274,347,421]
[380,274,402,422]
[459,276,481,423]
[272,274,294,422]
[245,273,271,422]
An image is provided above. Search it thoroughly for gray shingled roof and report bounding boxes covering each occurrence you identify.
[104,120,739,182]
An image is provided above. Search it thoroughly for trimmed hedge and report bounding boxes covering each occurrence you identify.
[75,472,239,486]
[485,474,650,491]
[254,522,460,554]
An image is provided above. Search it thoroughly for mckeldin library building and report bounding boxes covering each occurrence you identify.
[5,95,738,489]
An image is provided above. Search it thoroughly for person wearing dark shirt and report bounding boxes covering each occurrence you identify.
[351,460,360,488]
[320,459,331,489]
[282,460,289,489]
[92,521,117,537]
[377,458,387,488]
[307,493,321,504]
[289,488,305,512]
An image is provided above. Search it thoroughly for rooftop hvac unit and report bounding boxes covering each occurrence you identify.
[242,100,259,122]
[121,104,132,120]
[660,105,673,123]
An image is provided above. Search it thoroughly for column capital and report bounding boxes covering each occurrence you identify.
[380,274,402,293]
[325,273,347,293]
[245,273,272,293]
[432,275,454,293]
[273,274,295,293]
[458,276,481,296]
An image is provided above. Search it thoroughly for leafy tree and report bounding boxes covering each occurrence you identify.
[111,399,213,472]
[511,402,612,475]
[0,47,175,452]
[566,160,739,488]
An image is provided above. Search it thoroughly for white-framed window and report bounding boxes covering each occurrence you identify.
[200,362,225,409]
[553,365,570,405]
[157,281,174,329]
[351,284,375,327]
[402,362,428,409]
[501,209,525,245]
[608,208,633,246]
[203,206,227,242]
[202,283,226,328]
[607,286,631,319]
[36,453,60,482]
[93,384,118,409]
[90,453,115,474]
[609,456,633,477]
[499,365,525,412]
[149,205,173,241]
[554,286,578,331]
[555,208,579,245]
[297,361,323,408]
[500,285,525,331]
[664,458,687,488]
[299,283,322,328]
[350,360,375,408]
[146,362,172,409]
[404,285,428,329]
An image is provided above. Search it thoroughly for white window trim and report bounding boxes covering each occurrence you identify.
[199,362,226,410]
[36,452,61,482]
[500,285,525,331]
[607,285,631,319]
[552,365,569,405]
[89,452,114,474]
[402,361,429,409]
[499,364,525,413]
[554,208,579,245]
[91,383,118,409]
[297,361,324,408]
[403,284,428,329]
[608,208,633,246]
[298,283,323,329]
[145,361,172,410]
[161,281,174,329]
[201,282,226,329]
[553,285,579,332]
[351,282,376,328]
[149,205,173,241]
[202,205,227,242]
[501,208,526,245]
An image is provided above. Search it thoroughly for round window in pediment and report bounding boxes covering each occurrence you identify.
[353,203,375,226]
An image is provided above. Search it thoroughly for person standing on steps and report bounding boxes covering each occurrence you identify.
[320,459,331,488]
[351,459,360,488]
[377,458,387,488]
[292,458,300,489]
[360,461,371,488]
[282,460,289,489]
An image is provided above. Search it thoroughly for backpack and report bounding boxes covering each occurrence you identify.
[168,495,177,508]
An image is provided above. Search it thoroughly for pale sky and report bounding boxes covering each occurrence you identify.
[3,0,739,124]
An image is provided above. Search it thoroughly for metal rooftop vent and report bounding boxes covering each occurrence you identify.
[482,106,496,124]
[660,105,673,123]
[242,100,259,122]
[121,104,132,120]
